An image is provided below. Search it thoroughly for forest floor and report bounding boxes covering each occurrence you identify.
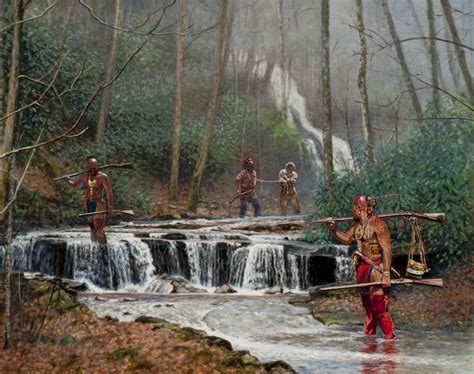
[0,277,293,373]
[306,262,473,333]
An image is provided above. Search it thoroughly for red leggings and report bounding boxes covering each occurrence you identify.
[357,263,396,339]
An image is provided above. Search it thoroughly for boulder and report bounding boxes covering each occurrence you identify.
[264,286,284,295]
[214,284,237,294]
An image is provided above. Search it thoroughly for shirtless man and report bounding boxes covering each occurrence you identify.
[325,195,396,339]
[65,157,113,244]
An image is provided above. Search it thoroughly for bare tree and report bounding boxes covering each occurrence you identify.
[276,0,288,122]
[0,0,24,241]
[440,0,473,101]
[407,0,446,90]
[169,0,185,201]
[95,0,124,145]
[355,0,374,165]
[187,0,231,211]
[381,0,423,120]
[427,0,441,111]
[320,0,334,187]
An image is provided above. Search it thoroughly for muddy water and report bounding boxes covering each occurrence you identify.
[83,294,473,373]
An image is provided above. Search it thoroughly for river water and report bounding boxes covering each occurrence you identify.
[3,217,473,373]
[83,293,473,374]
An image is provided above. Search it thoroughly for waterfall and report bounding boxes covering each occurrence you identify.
[235,52,354,174]
[1,231,351,292]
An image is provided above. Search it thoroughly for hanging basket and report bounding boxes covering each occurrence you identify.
[406,218,430,278]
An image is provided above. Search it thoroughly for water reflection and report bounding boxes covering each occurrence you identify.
[359,337,398,374]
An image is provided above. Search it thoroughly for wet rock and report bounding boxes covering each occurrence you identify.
[312,311,362,326]
[135,316,169,324]
[174,286,189,293]
[204,336,233,351]
[240,354,260,365]
[63,281,88,292]
[214,284,237,294]
[288,295,311,306]
[264,286,283,295]
[104,315,119,322]
[162,233,186,240]
[263,360,296,373]
[122,297,136,302]
[156,281,174,295]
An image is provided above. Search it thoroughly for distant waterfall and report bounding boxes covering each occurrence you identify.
[235,51,354,174]
[0,231,351,292]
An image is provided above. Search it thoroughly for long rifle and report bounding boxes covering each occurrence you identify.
[53,163,133,181]
[354,250,402,278]
[78,209,135,217]
[309,277,443,297]
[311,211,445,224]
[228,189,254,205]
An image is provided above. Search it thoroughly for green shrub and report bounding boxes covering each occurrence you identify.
[309,98,474,266]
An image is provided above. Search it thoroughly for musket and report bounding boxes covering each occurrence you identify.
[53,163,133,181]
[228,189,254,205]
[78,209,135,217]
[354,250,401,278]
[309,277,443,297]
[310,211,445,224]
[256,179,280,183]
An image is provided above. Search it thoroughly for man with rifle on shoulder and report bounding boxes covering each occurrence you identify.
[325,195,396,339]
[235,157,261,218]
[64,156,113,245]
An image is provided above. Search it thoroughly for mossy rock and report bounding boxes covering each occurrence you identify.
[312,311,361,325]
[135,316,168,324]
[59,335,77,346]
[263,360,296,373]
[180,327,207,339]
[108,347,138,361]
[204,336,233,351]
[240,353,260,366]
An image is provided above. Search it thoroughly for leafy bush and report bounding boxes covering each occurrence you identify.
[309,98,473,266]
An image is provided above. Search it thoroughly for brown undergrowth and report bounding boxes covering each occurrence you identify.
[0,277,292,373]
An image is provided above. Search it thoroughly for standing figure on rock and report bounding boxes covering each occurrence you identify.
[64,157,113,245]
[235,157,261,218]
[324,195,396,339]
[278,162,300,215]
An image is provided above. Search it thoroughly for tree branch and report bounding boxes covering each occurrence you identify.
[0,12,164,161]
[0,50,71,122]
[376,36,473,52]
[0,129,42,217]
[0,0,58,34]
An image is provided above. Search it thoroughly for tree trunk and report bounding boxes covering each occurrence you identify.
[187,0,230,211]
[276,0,288,122]
[443,14,460,91]
[320,0,334,187]
[440,0,473,101]
[169,0,185,201]
[2,156,14,349]
[381,0,423,120]
[355,0,374,165]
[95,0,123,145]
[407,0,446,90]
[427,0,441,111]
[0,0,23,242]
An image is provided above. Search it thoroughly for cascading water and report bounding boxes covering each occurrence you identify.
[0,227,350,292]
[246,54,354,175]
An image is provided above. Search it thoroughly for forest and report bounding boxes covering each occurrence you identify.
[0,0,472,370]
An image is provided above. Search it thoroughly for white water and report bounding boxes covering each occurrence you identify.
[84,294,474,374]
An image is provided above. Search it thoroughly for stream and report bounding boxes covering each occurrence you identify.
[83,293,473,373]
[2,216,472,373]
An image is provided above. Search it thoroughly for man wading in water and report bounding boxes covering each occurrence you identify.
[325,195,396,339]
[64,157,113,245]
